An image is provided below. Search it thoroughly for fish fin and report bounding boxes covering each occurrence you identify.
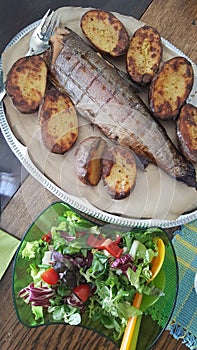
[135,155,151,169]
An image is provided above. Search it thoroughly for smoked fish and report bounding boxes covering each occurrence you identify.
[48,28,196,188]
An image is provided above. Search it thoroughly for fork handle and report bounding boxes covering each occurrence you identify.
[120,293,143,350]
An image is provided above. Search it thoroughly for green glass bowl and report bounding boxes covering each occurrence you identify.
[12,202,178,349]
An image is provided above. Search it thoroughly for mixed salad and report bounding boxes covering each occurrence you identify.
[18,208,165,341]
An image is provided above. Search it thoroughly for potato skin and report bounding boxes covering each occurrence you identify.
[149,56,194,120]
[6,55,47,114]
[74,136,107,186]
[81,9,129,56]
[126,25,162,85]
[39,89,78,154]
[102,145,137,199]
[177,103,197,163]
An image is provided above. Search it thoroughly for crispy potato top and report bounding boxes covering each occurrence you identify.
[6,55,47,114]
[102,145,137,199]
[177,103,197,163]
[149,56,194,120]
[126,25,162,85]
[39,89,78,154]
[81,9,129,56]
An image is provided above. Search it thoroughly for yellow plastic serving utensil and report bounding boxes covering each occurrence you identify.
[120,238,165,350]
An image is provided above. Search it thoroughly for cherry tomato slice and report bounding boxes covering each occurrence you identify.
[41,267,59,285]
[42,232,52,243]
[73,284,91,302]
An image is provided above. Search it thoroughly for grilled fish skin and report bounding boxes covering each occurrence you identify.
[48,28,196,188]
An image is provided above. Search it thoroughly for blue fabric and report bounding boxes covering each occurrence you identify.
[167,220,197,350]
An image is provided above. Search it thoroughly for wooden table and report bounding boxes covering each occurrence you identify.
[1,0,196,349]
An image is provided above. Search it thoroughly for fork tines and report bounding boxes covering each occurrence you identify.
[39,9,59,40]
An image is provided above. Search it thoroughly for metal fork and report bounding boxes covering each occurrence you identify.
[0,9,59,101]
[26,9,59,56]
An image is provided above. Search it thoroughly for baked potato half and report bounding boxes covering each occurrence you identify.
[149,56,194,120]
[102,145,137,199]
[81,9,129,56]
[74,136,107,186]
[126,25,162,85]
[39,89,78,154]
[6,55,47,114]
[177,103,197,163]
